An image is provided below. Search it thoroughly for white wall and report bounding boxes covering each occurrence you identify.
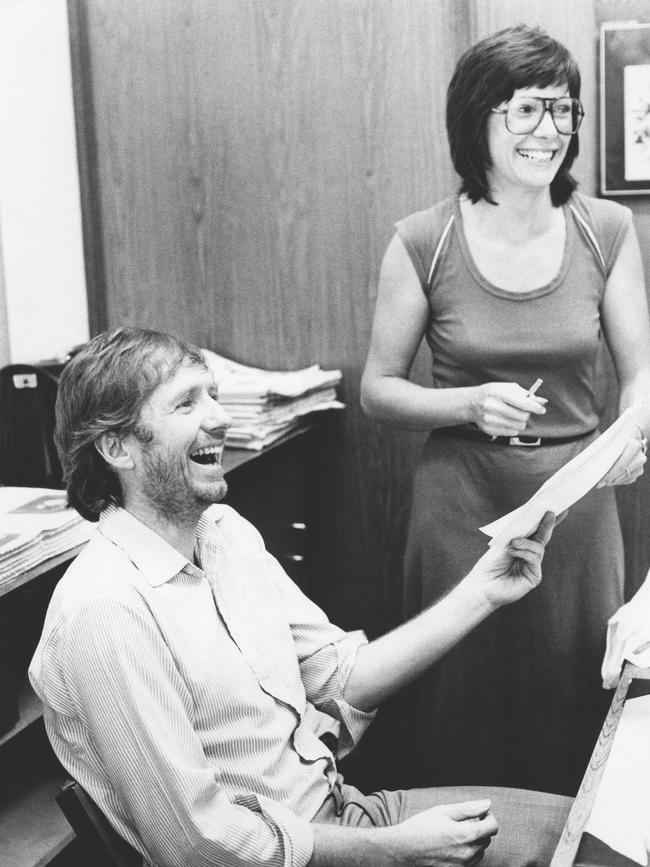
[0,0,88,366]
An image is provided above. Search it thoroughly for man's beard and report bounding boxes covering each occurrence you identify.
[140,444,227,525]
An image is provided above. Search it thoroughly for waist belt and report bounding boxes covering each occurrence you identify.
[442,426,596,448]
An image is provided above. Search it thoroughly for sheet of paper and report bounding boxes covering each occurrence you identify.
[480,407,641,547]
[631,643,650,669]
[584,692,650,865]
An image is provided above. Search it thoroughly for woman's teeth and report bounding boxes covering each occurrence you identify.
[517,149,555,162]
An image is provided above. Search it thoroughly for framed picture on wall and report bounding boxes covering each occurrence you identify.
[600,21,650,196]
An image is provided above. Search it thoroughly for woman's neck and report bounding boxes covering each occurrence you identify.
[461,187,558,241]
[458,185,567,293]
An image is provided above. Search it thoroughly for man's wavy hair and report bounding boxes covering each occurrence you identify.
[55,327,207,522]
[447,24,582,205]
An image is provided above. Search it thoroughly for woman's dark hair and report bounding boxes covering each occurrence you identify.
[55,327,207,521]
[446,24,582,205]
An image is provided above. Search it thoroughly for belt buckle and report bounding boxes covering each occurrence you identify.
[509,436,541,447]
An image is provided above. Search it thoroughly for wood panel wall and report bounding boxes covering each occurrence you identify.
[67,0,650,645]
[68,0,468,635]
[593,0,650,594]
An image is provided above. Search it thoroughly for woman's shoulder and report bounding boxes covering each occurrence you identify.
[568,191,632,235]
[568,192,634,276]
[395,196,458,263]
[395,196,456,239]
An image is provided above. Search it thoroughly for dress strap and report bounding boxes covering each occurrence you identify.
[427,214,455,286]
[568,204,606,274]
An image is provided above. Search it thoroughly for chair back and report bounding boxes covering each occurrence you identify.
[0,364,63,487]
[56,780,142,867]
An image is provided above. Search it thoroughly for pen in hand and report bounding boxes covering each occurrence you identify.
[488,379,544,441]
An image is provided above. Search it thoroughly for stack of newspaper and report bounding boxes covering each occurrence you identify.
[0,488,94,591]
[203,349,344,450]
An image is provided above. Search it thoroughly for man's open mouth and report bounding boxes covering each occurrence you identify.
[189,446,222,465]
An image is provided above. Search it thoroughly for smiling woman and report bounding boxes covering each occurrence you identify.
[361,23,650,795]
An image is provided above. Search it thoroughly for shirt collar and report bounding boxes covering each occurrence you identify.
[98,504,225,587]
[99,505,224,587]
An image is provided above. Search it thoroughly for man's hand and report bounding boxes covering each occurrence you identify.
[311,801,498,866]
[465,511,558,610]
[379,799,498,866]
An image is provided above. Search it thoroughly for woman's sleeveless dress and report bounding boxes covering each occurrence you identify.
[396,193,631,796]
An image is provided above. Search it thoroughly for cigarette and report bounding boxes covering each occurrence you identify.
[527,378,543,397]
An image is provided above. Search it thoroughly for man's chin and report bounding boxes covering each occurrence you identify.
[198,479,228,505]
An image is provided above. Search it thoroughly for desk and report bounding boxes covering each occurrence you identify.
[551,662,650,867]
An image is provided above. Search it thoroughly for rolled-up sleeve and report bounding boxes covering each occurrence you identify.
[44,596,314,867]
[301,633,376,757]
[266,557,376,755]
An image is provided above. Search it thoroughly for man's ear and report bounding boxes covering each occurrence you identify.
[95,432,135,470]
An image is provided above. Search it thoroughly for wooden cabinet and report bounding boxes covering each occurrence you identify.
[0,428,316,867]
[223,429,313,588]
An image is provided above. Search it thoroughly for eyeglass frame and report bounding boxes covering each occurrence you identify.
[491,96,585,136]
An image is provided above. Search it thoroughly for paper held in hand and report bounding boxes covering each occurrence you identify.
[480,405,644,548]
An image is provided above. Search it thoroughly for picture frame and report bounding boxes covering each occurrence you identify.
[600,21,650,196]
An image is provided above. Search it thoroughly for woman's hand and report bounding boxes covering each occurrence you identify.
[470,382,546,437]
[597,429,648,488]
[465,511,558,609]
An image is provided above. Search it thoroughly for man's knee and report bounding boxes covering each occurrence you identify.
[369,784,573,866]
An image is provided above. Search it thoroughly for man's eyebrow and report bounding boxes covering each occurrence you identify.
[168,383,201,404]
[167,377,219,404]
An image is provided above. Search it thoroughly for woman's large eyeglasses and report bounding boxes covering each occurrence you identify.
[491,96,584,136]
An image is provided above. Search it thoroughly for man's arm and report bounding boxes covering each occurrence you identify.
[344,512,556,712]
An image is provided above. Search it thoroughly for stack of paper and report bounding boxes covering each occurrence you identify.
[0,488,95,591]
[203,349,344,450]
[480,406,644,548]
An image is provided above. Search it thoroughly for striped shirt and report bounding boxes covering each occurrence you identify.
[29,504,373,867]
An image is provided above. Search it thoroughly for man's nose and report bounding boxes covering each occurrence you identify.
[203,397,233,431]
